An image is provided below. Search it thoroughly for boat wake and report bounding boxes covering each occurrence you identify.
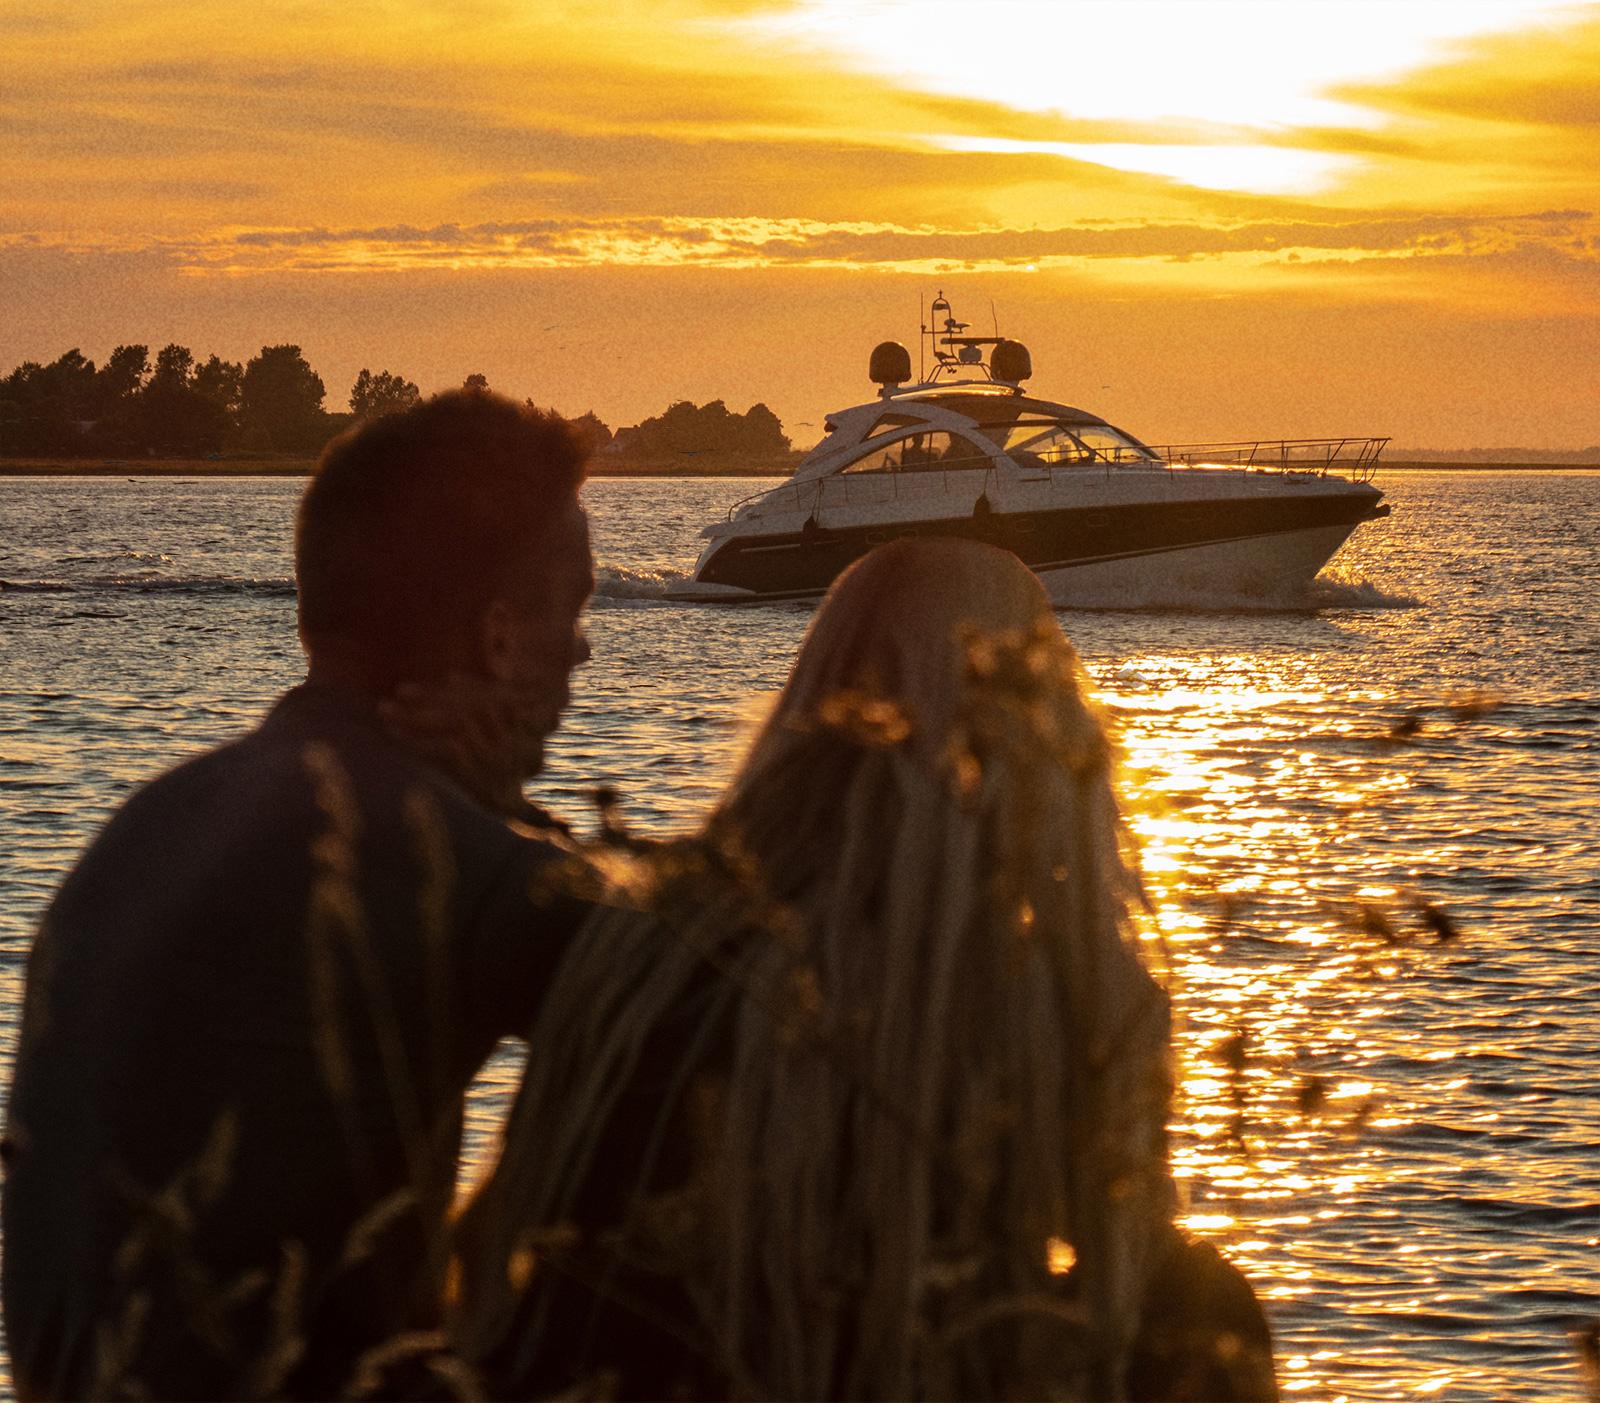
[1304,575,1418,611]
[3,564,1414,614]
[0,575,297,596]
[57,550,176,567]
[1055,573,1418,614]
[592,566,692,602]
[6,565,698,603]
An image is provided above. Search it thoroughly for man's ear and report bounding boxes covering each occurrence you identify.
[478,598,520,684]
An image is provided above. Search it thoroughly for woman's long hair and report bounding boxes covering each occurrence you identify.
[458,540,1176,1400]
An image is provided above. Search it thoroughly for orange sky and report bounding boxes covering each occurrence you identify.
[3,0,1597,448]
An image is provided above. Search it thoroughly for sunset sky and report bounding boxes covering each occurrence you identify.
[4,0,1597,449]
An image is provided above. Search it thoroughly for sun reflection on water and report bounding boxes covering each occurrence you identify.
[1090,655,1562,1401]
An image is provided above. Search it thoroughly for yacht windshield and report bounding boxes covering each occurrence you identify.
[843,430,994,474]
[984,418,1158,466]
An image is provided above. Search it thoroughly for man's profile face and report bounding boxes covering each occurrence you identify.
[488,500,594,779]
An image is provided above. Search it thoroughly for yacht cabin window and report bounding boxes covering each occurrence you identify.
[845,430,995,474]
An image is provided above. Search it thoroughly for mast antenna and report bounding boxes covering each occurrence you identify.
[990,298,998,337]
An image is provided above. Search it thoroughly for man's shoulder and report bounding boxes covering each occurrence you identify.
[45,684,588,976]
[91,683,545,880]
[110,684,442,812]
[256,684,557,855]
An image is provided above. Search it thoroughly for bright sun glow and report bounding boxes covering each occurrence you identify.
[739,0,1581,192]
[932,135,1351,193]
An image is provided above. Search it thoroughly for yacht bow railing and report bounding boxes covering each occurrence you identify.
[1144,437,1389,481]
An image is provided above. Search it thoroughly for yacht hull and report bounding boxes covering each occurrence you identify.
[1033,522,1360,606]
[686,488,1384,604]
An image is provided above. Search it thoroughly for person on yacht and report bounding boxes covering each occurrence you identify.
[452,538,1279,1402]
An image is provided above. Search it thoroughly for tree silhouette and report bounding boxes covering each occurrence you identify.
[570,410,612,453]
[743,403,789,453]
[149,344,195,391]
[0,360,55,453]
[138,344,230,454]
[350,368,421,420]
[526,403,613,454]
[192,355,244,421]
[97,345,149,408]
[612,399,791,460]
[46,350,99,431]
[239,345,328,451]
[0,350,99,453]
[90,345,151,452]
[463,373,490,394]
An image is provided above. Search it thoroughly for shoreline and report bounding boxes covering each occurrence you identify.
[1376,460,1599,471]
[1,458,1594,478]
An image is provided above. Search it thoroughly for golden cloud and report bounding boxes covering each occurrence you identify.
[8,211,1578,293]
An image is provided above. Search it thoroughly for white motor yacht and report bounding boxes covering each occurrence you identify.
[676,295,1390,605]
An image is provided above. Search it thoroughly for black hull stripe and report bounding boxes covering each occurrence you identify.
[695,493,1380,598]
[685,524,1362,604]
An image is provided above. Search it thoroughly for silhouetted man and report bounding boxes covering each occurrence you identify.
[3,392,596,1399]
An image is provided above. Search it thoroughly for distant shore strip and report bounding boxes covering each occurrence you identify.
[1,457,1593,478]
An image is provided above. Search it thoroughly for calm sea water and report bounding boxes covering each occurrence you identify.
[2,471,1597,1401]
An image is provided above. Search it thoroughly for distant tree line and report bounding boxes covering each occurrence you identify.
[518,399,790,461]
[0,345,790,462]
[608,399,789,460]
[1,344,324,456]
[1386,445,1600,464]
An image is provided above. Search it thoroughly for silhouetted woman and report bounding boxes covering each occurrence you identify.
[454,539,1277,1401]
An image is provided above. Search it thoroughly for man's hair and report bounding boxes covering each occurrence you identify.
[296,390,588,686]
